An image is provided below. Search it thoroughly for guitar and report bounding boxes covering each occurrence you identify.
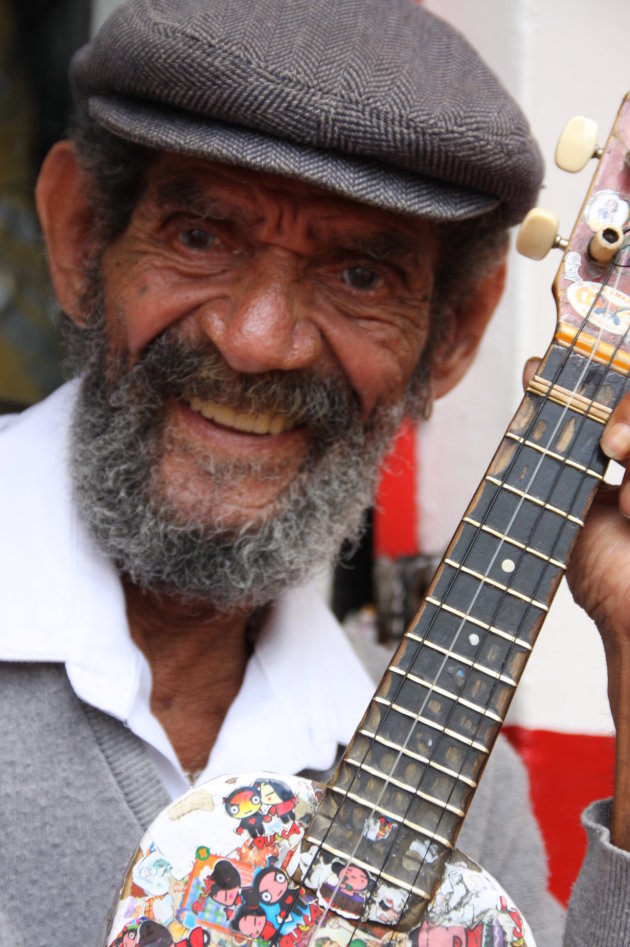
[104,98,630,947]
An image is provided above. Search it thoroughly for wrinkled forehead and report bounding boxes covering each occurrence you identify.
[138,153,438,257]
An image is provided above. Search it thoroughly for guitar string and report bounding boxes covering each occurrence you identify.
[270,236,630,947]
[385,238,630,917]
[354,245,629,934]
[382,237,630,927]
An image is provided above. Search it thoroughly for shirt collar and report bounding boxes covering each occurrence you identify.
[0,381,143,716]
[204,581,375,780]
[0,382,375,788]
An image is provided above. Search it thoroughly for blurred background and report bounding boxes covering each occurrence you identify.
[0,0,88,409]
[2,0,628,908]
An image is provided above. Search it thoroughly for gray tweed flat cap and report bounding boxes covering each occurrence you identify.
[70,0,543,225]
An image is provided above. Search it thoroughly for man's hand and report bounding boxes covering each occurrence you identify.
[571,387,630,849]
[525,352,630,849]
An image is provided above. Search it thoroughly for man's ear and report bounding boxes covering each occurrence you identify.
[431,254,507,399]
[35,140,95,325]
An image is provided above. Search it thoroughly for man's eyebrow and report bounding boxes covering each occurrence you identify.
[322,228,423,261]
[155,177,251,223]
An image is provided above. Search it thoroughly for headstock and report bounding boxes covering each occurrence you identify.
[518,96,630,375]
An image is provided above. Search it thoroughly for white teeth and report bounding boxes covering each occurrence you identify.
[268,416,287,435]
[188,397,293,435]
[213,404,236,428]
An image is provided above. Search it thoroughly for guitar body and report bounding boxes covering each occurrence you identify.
[105,772,534,947]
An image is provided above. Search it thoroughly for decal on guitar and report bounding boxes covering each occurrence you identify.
[105,773,533,946]
[555,181,630,370]
[584,188,629,231]
[567,281,630,337]
[561,193,630,343]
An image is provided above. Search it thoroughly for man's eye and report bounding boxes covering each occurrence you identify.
[180,228,219,251]
[342,265,381,290]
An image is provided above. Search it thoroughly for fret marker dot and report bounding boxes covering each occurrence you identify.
[469,633,480,646]
[501,558,516,573]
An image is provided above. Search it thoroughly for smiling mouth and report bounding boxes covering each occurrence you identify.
[188,397,296,435]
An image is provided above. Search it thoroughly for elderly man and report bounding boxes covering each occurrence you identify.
[2,1,630,945]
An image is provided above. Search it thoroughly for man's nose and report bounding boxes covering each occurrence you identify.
[198,260,323,374]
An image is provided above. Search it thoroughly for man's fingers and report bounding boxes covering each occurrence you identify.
[602,391,630,462]
[521,356,541,391]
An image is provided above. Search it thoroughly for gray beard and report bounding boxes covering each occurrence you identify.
[70,318,404,609]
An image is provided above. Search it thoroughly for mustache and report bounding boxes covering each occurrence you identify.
[104,332,362,443]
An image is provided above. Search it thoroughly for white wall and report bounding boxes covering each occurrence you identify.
[421,0,630,734]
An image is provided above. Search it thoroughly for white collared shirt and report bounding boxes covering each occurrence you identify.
[0,382,374,798]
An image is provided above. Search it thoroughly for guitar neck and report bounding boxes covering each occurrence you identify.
[306,336,629,919]
[302,93,630,930]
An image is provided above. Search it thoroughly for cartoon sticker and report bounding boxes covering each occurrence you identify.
[567,281,630,336]
[105,772,536,946]
[584,189,629,232]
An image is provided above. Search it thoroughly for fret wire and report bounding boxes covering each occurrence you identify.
[313,246,630,909]
[342,758,466,816]
[463,517,565,569]
[300,840,433,899]
[484,475,585,525]
[504,431,604,479]
[526,374,611,422]
[374,692,495,748]
[358,728,478,786]
[391,637,517,686]
[326,787,454,846]
[443,557,550,609]
[423,596,533,648]
[367,391,589,807]
[375,684,502,724]
[348,798,450,847]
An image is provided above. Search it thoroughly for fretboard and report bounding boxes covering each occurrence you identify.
[303,338,630,929]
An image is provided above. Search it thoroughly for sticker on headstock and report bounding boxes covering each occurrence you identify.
[584,188,629,232]
[567,281,630,336]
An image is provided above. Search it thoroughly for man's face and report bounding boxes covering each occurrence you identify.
[68,155,439,606]
[97,156,437,530]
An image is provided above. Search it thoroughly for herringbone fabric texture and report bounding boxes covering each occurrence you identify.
[71,0,543,223]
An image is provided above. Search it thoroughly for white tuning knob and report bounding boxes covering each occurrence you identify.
[589,225,625,263]
[555,116,601,172]
[516,208,565,260]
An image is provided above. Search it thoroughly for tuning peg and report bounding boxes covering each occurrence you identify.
[555,116,602,172]
[588,225,625,263]
[516,208,567,260]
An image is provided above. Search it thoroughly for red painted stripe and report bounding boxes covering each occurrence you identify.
[503,726,615,906]
[374,420,419,558]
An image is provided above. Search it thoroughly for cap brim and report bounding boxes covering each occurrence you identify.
[88,95,499,223]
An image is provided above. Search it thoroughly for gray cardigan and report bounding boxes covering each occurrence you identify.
[0,661,569,945]
[2,661,629,945]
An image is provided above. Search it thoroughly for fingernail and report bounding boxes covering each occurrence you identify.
[601,422,630,460]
